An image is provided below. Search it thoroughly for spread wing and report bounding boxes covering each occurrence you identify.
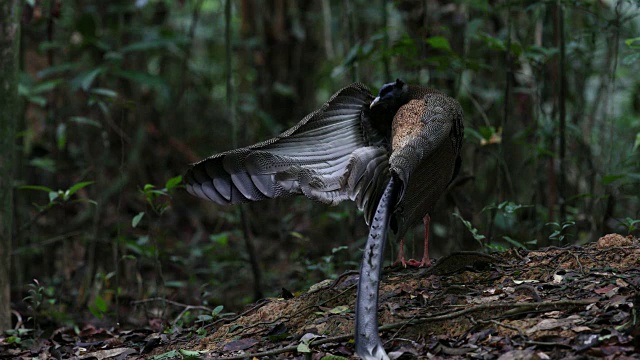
[184,83,391,224]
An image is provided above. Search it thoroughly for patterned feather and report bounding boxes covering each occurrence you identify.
[184,79,464,360]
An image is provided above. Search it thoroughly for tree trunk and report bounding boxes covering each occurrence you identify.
[0,0,21,332]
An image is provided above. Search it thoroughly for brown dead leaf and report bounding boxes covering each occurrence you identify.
[526,316,582,334]
[594,284,618,295]
[222,338,259,352]
[78,347,136,359]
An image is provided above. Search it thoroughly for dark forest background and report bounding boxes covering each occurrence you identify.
[2,0,640,337]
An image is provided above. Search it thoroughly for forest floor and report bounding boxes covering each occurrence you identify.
[3,234,640,359]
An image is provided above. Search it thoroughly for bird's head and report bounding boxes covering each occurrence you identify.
[370,78,409,110]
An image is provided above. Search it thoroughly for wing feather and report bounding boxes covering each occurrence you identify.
[185,83,390,216]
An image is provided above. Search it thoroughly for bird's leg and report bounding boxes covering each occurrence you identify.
[392,215,433,268]
[419,214,432,267]
[392,238,407,268]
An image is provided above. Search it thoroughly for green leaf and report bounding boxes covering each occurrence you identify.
[634,132,640,152]
[71,67,103,91]
[5,335,21,344]
[132,212,144,228]
[602,174,626,185]
[165,175,182,191]
[67,181,94,197]
[165,280,186,288]
[29,157,56,172]
[31,79,64,94]
[328,305,349,314]
[89,295,107,319]
[48,192,59,203]
[90,88,118,98]
[36,62,80,78]
[26,95,47,107]
[453,213,485,243]
[209,232,229,246]
[151,350,180,360]
[70,116,102,127]
[56,123,67,150]
[212,305,224,315]
[297,342,311,353]
[331,245,348,254]
[18,185,54,193]
[478,126,496,140]
[113,69,167,89]
[179,349,206,356]
[502,236,526,249]
[94,295,107,312]
[624,36,640,49]
[426,36,452,51]
[120,38,185,53]
[480,33,506,51]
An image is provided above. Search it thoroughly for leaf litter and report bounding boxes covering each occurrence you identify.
[2,234,639,359]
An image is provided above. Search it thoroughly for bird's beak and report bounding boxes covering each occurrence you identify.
[370,96,380,109]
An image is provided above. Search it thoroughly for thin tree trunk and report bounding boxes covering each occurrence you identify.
[557,0,567,223]
[0,0,21,331]
[228,0,263,300]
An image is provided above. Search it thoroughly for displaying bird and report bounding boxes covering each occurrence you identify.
[184,79,464,359]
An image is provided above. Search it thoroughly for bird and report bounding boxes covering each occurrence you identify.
[184,79,464,359]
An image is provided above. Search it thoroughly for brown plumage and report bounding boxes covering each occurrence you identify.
[184,79,464,359]
[389,87,463,266]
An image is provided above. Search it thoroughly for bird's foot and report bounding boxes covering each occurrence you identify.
[391,260,404,268]
[407,258,431,267]
[417,257,432,267]
[392,257,431,268]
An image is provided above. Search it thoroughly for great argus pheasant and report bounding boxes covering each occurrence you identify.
[184,79,464,359]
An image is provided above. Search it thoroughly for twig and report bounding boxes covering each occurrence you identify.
[217,333,353,360]
[386,314,417,345]
[131,297,214,326]
[395,299,593,326]
[203,299,271,330]
[477,318,525,338]
[525,340,572,348]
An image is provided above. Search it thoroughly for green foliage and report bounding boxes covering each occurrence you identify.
[546,221,576,243]
[23,280,44,319]
[19,181,95,211]
[453,213,486,246]
[302,245,351,281]
[141,176,182,215]
[2,328,32,347]
[88,295,108,320]
[22,279,59,331]
[456,200,538,251]
[618,218,640,234]
[482,201,533,215]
